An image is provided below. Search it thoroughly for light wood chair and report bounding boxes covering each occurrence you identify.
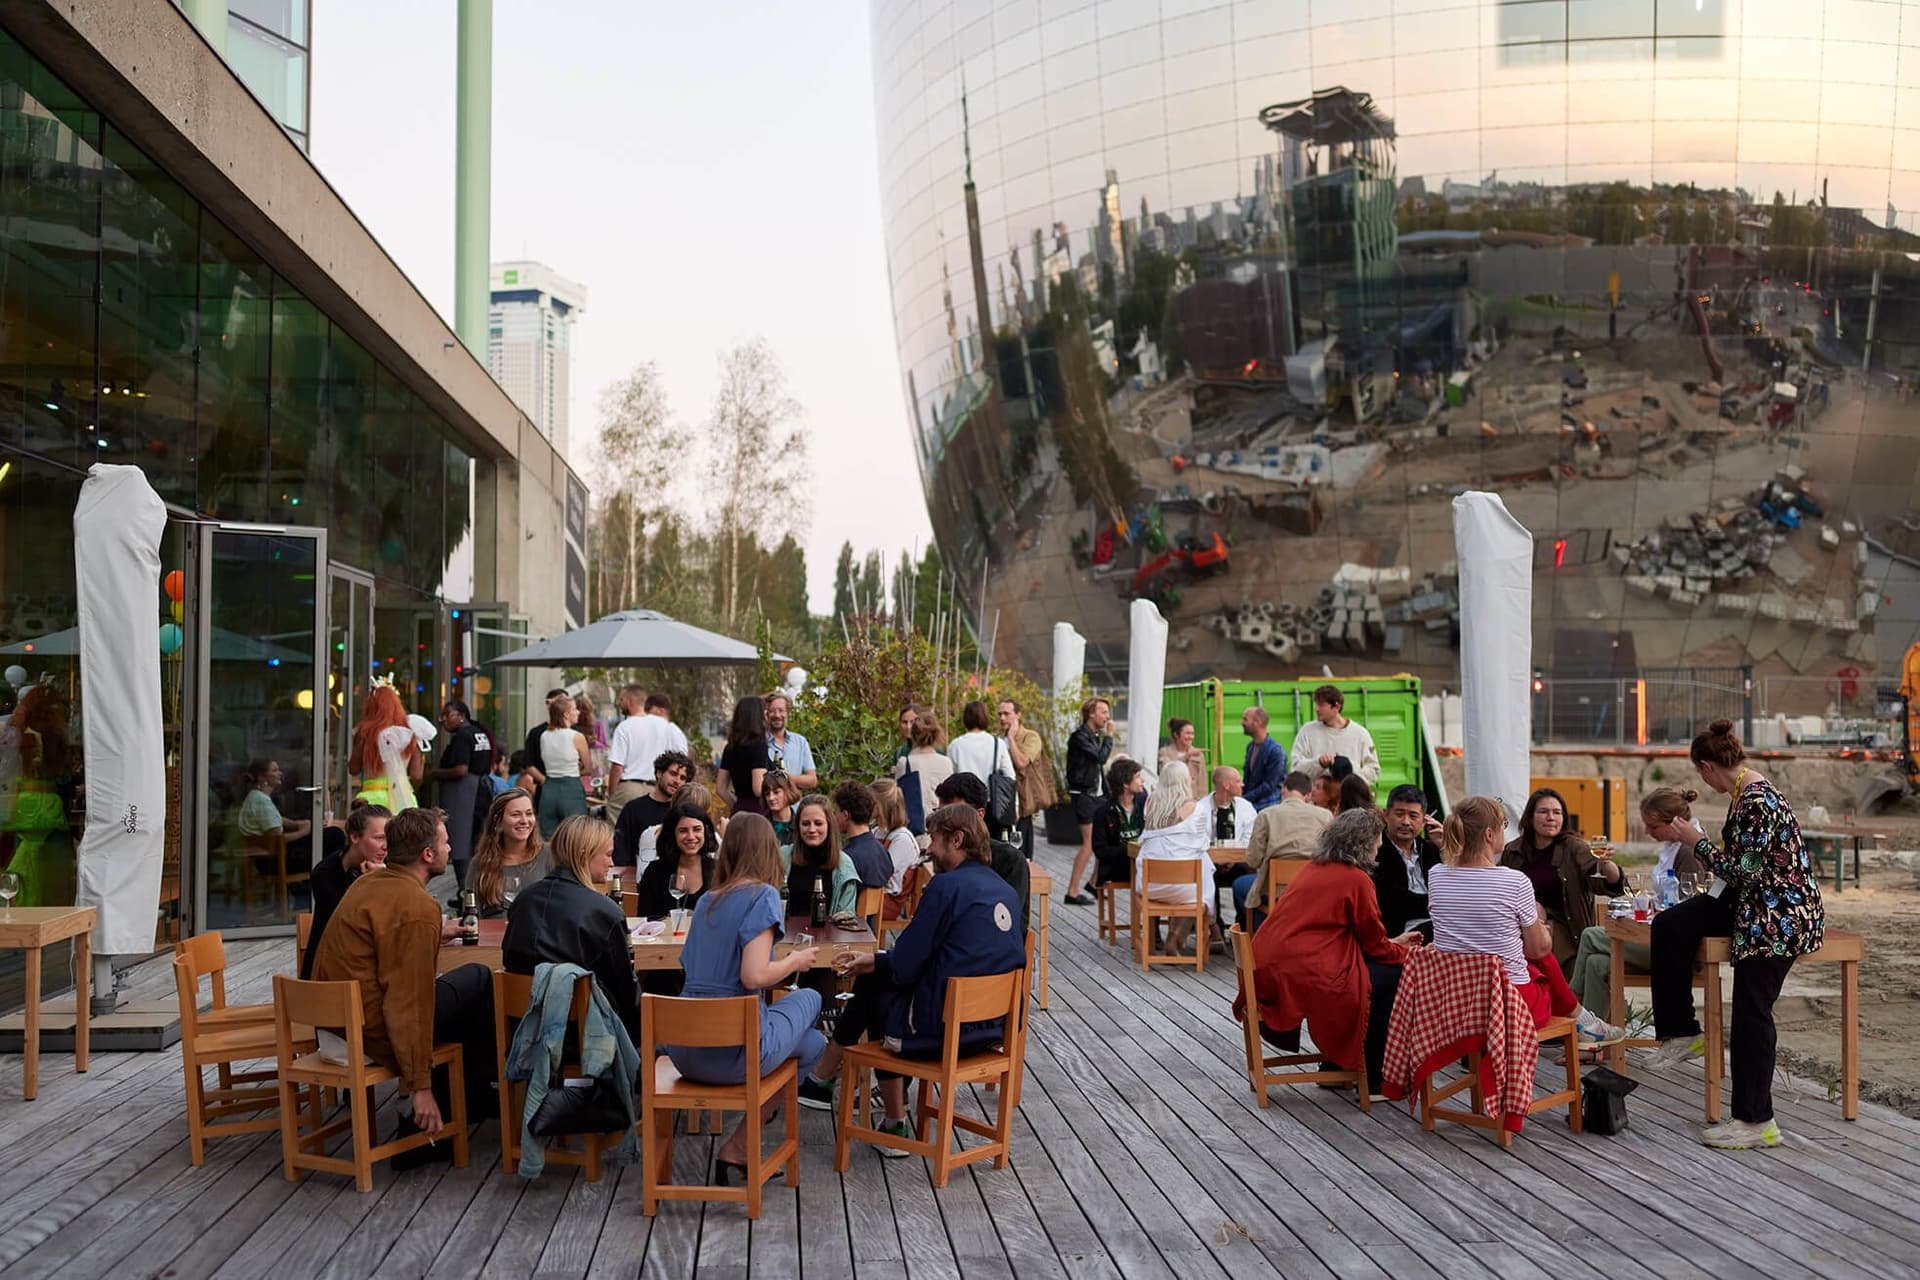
[640,994,799,1220]
[295,912,314,978]
[886,864,925,942]
[1265,855,1308,906]
[173,948,290,1165]
[855,885,885,936]
[241,828,303,920]
[1096,877,1126,945]
[1135,858,1209,973]
[1227,926,1368,1110]
[175,932,275,1031]
[494,969,628,1182]
[834,968,1028,1188]
[271,974,469,1192]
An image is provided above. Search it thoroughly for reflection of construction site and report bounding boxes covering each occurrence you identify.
[921,81,1920,705]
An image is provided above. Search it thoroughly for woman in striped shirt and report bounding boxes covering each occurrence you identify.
[1430,795,1623,1048]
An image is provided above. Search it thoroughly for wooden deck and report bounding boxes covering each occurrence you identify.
[2,841,1918,1279]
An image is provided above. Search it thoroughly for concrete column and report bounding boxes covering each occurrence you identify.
[455,0,492,359]
[182,0,228,55]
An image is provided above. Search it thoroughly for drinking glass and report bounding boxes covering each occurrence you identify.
[833,946,858,1001]
[0,871,18,919]
[669,872,687,912]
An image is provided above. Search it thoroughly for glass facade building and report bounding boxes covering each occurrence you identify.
[173,0,313,150]
[0,25,527,961]
[873,0,1920,724]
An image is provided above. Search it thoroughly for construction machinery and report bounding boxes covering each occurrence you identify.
[1127,530,1229,610]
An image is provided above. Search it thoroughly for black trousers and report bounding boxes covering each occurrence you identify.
[431,963,498,1116]
[1016,816,1034,861]
[1258,960,1400,1090]
[1650,892,1796,1124]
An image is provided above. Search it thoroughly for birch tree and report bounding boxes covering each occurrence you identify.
[707,337,806,630]
[592,363,677,610]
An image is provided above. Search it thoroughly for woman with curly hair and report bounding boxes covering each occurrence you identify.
[350,682,421,811]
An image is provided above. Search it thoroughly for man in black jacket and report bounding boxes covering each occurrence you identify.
[1061,697,1112,905]
[1371,784,1444,941]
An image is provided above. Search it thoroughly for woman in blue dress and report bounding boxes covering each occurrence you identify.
[668,812,822,1180]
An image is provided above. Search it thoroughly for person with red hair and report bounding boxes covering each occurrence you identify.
[351,681,421,811]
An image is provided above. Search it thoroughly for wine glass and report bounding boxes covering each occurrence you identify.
[669,871,688,914]
[0,871,19,919]
[833,946,858,1002]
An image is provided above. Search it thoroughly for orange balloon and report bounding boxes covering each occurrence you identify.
[164,569,183,602]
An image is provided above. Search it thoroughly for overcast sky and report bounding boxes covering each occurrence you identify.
[311,0,931,613]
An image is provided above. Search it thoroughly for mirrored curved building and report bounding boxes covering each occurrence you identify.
[873,0,1920,730]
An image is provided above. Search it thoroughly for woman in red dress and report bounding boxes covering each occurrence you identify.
[1245,808,1423,1089]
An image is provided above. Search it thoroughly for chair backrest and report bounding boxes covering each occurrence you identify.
[294,912,313,975]
[175,932,230,1008]
[494,968,593,1080]
[939,969,1026,1069]
[855,885,884,933]
[1229,924,1256,1003]
[1266,856,1308,902]
[641,994,762,1098]
[1141,857,1207,888]
[272,974,365,1066]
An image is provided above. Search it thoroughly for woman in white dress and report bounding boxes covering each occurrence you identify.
[1134,758,1214,955]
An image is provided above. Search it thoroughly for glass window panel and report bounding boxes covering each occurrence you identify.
[1569,0,1653,40]
[443,438,474,604]
[1098,24,1162,73]
[233,0,309,45]
[1393,9,1475,55]
[1652,78,1740,121]
[1655,0,1733,36]
[1162,47,1233,96]
[1163,82,1237,130]
[328,329,372,569]
[268,280,327,521]
[1097,0,1161,35]
[407,408,446,593]
[226,21,308,133]
[98,126,197,507]
[0,35,100,471]
[1824,0,1897,42]
[1496,1,1568,46]
[1310,17,1394,65]
[1040,6,1097,56]
[197,219,272,521]
[1163,5,1234,57]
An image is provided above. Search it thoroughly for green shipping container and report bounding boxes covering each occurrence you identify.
[1160,675,1446,813]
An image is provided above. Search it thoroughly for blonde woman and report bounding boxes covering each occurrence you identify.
[869,778,920,899]
[502,814,636,1040]
[666,813,822,1182]
[1134,758,1213,955]
[464,791,551,916]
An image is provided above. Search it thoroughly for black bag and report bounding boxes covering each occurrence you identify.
[527,1075,629,1137]
[987,739,1018,833]
[1581,1066,1638,1136]
[901,757,927,836]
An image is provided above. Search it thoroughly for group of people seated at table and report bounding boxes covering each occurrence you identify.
[296,750,1038,1177]
[1233,718,1825,1149]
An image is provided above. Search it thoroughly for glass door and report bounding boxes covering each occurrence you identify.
[328,565,374,819]
[191,522,326,935]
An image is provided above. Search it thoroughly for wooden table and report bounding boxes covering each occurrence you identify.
[1028,866,1051,1009]
[438,914,879,975]
[1603,914,1862,1120]
[0,906,94,1100]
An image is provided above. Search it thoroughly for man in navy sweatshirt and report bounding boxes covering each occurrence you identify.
[1241,705,1288,810]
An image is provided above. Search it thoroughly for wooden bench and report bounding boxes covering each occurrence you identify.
[1605,918,1862,1120]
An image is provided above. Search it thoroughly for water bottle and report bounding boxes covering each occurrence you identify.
[1659,870,1679,910]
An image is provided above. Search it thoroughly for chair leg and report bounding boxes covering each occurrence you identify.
[1194,909,1207,973]
[276,1071,300,1182]
[930,1078,958,1188]
[745,1080,765,1220]
[783,1071,801,1186]
[349,1076,374,1193]
[1419,1074,1436,1132]
[991,1066,1016,1168]
[448,1048,470,1170]
[1563,1029,1584,1133]
[183,1058,209,1166]
[833,1061,855,1172]
[642,1108,661,1215]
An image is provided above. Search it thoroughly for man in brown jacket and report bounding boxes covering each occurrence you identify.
[998,698,1055,860]
[1236,772,1330,925]
[313,806,494,1165]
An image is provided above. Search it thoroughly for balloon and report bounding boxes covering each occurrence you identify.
[159,623,183,655]
[163,570,183,602]
[3,666,24,688]
[169,600,183,623]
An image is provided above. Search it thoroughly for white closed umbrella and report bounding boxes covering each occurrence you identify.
[1453,491,1534,837]
[489,609,786,669]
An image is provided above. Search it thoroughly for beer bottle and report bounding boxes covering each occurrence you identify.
[811,872,829,928]
[458,890,480,946]
[608,870,624,908]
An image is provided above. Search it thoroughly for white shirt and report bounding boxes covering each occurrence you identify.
[1135,803,1213,905]
[1289,718,1381,784]
[607,713,690,781]
[1428,864,1538,986]
[1207,794,1256,845]
[1391,839,1431,930]
[946,731,1015,784]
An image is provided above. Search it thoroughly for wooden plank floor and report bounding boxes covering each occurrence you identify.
[2,842,1917,1279]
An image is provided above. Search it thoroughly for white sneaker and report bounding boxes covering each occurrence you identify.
[1636,1035,1704,1069]
[1704,1119,1781,1149]
[1574,1007,1625,1047]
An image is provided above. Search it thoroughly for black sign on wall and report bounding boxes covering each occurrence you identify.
[565,472,587,550]
[565,542,587,628]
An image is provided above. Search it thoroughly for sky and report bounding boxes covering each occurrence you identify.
[310,0,932,614]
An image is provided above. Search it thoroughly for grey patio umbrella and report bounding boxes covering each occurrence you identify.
[488,609,787,669]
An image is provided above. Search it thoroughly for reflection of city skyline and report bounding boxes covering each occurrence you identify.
[874,2,1920,701]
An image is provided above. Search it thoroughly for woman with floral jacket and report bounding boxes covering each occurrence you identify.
[1641,719,1824,1150]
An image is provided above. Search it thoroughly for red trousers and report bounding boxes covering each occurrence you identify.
[1517,952,1580,1028]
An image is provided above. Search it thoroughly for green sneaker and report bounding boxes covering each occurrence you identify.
[876,1118,914,1158]
[1704,1119,1781,1149]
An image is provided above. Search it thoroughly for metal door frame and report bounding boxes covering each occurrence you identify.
[187,520,329,938]
[328,562,375,818]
